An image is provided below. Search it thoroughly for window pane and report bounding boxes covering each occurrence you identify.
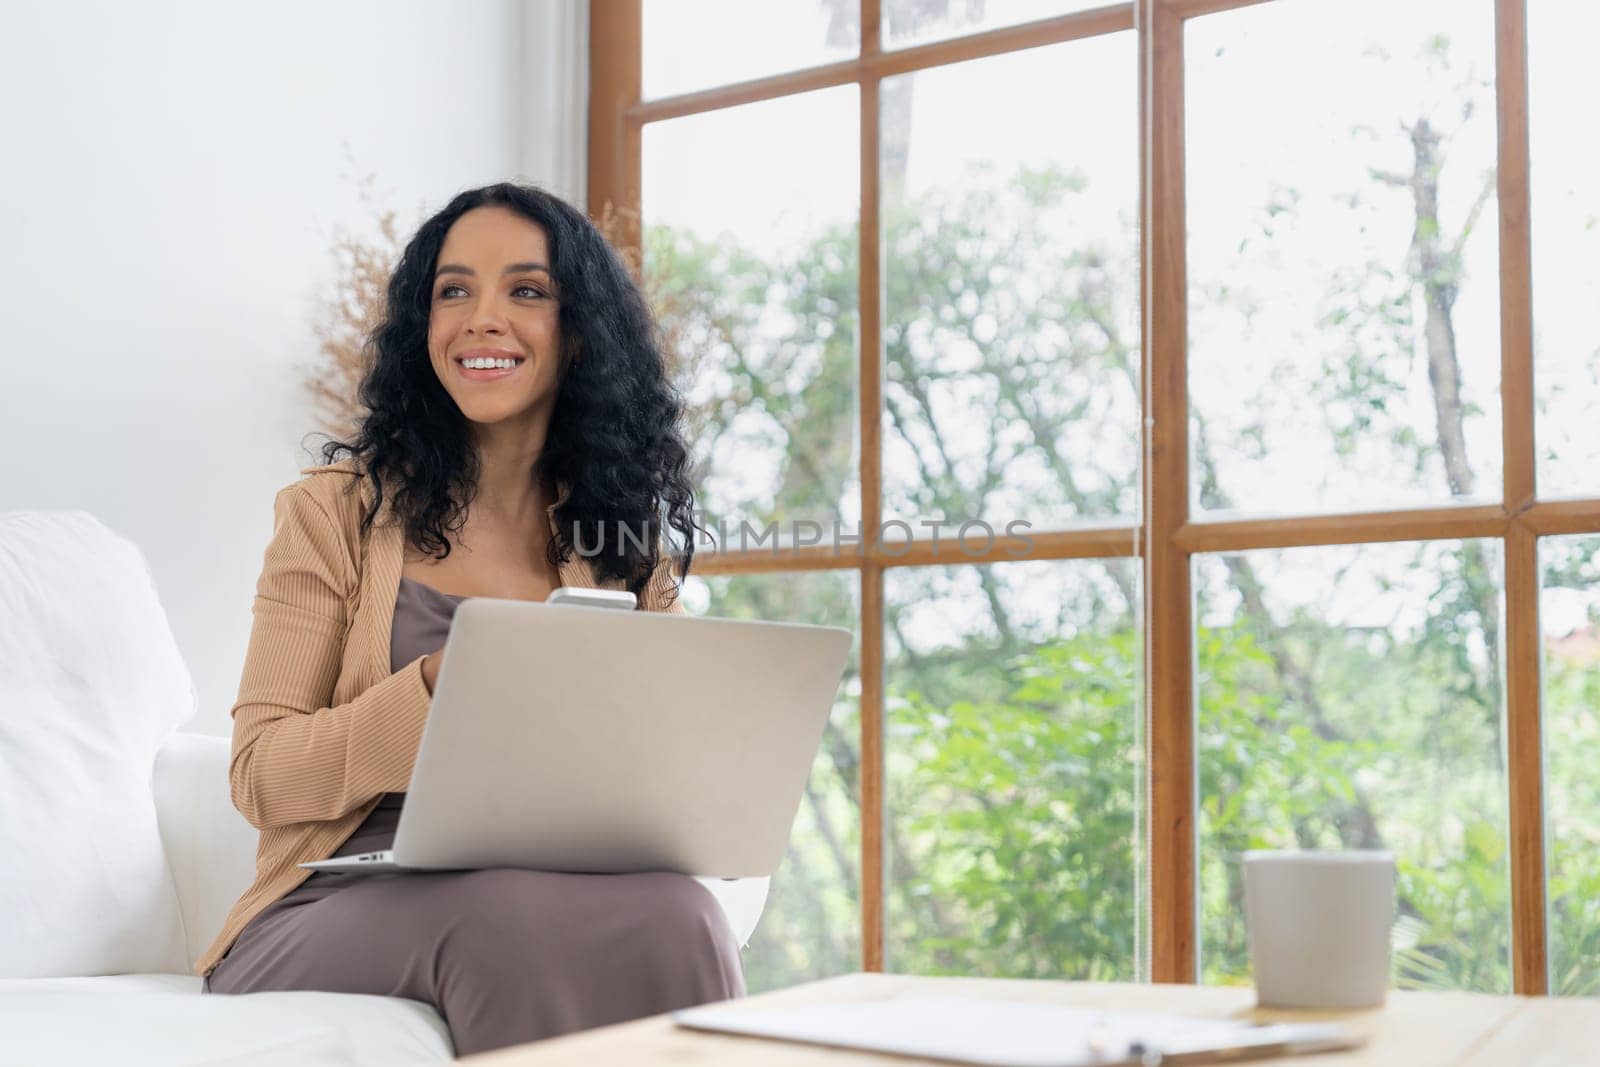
[644,87,858,539]
[1195,541,1510,992]
[1540,535,1600,996]
[884,0,1108,51]
[1187,1,1502,517]
[683,570,861,991]
[643,0,858,100]
[885,559,1143,978]
[882,33,1139,534]
[1529,3,1600,498]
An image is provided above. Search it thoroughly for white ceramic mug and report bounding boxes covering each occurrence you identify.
[1242,849,1395,1009]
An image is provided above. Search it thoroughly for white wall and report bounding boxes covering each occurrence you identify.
[0,0,588,736]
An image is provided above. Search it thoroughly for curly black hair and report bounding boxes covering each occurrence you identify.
[310,181,700,598]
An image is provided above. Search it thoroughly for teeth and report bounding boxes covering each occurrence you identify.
[462,357,520,369]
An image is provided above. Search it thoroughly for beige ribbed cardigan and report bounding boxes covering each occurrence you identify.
[195,457,686,978]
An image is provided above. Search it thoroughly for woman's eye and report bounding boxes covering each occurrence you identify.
[435,284,547,300]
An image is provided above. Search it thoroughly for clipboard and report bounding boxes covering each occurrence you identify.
[672,996,1363,1066]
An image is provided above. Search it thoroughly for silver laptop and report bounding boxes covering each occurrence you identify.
[298,595,852,878]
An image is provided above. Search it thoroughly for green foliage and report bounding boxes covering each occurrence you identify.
[887,631,1140,979]
[1544,631,1600,996]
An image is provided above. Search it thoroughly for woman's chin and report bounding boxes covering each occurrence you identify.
[457,396,550,427]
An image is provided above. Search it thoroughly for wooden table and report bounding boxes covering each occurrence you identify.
[457,972,1597,1065]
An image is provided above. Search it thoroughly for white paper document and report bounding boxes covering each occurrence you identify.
[672,996,1362,1066]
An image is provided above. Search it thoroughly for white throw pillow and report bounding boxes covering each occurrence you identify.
[0,510,193,977]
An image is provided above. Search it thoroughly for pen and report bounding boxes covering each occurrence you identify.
[1083,1018,1358,1065]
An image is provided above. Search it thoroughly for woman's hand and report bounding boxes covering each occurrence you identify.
[420,645,445,695]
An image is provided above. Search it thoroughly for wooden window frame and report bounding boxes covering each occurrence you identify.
[589,0,1600,994]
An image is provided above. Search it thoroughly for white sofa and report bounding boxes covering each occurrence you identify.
[0,509,768,1065]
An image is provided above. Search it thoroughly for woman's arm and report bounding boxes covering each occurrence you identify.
[227,482,433,831]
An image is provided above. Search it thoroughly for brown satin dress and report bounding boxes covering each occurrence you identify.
[201,576,746,1058]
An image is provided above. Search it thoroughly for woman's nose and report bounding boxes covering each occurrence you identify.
[466,295,510,333]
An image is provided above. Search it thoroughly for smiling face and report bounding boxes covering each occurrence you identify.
[427,205,566,431]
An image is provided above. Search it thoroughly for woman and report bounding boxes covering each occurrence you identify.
[197,182,743,1057]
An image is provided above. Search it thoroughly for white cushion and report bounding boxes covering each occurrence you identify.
[0,974,454,1065]
[0,510,195,977]
[152,733,261,974]
[696,876,770,949]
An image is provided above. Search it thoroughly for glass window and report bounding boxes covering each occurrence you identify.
[1529,2,1600,498]
[884,0,1109,51]
[1539,534,1600,996]
[881,33,1139,534]
[1187,0,1501,517]
[1195,540,1510,992]
[643,86,860,542]
[885,558,1143,978]
[643,0,859,100]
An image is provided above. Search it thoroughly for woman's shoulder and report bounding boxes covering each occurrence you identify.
[281,457,372,533]
[297,456,363,482]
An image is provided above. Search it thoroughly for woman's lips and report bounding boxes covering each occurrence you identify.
[455,359,524,382]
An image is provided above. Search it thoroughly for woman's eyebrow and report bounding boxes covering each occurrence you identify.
[435,261,551,278]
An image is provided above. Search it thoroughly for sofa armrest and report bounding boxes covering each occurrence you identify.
[152,732,259,974]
